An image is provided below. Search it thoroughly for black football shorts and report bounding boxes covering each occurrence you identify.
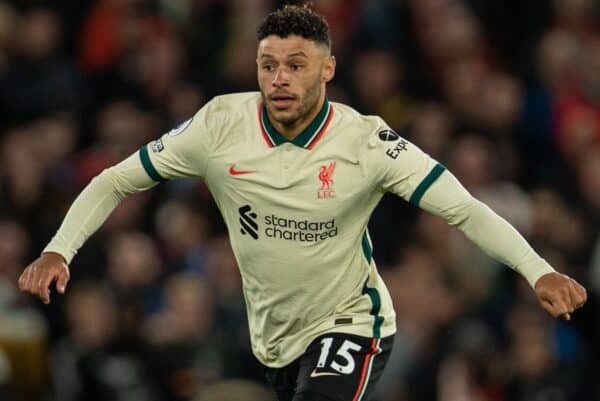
[264,332,394,401]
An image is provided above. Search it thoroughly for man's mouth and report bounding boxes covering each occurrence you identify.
[269,94,296,109]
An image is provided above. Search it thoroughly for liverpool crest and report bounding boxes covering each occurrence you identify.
[317,161,336,199]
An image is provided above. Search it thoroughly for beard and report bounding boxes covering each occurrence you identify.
[262,78,322,128]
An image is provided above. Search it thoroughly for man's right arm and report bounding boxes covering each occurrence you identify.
[19,99,219,303]
[18,152,158,303]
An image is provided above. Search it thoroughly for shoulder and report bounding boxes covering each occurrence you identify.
[185,92,261,148]
[330,101,392,144]
[186,91,260,132]
[329,101,418,168]
[206,92,262,115]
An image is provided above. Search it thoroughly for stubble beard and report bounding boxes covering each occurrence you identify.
[263,79,322,129]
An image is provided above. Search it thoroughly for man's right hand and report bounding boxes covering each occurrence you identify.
[18,252,70,304]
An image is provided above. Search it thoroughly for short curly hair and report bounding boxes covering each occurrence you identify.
[257,4,331,49]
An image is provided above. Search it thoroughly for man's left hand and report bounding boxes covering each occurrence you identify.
[535,272,587,320]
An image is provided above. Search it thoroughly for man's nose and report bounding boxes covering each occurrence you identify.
[272,67,289,86]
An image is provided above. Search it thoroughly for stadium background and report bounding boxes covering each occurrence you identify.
[0,0,599,400]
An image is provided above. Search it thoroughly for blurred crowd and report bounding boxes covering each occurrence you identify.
[0,0,598,401]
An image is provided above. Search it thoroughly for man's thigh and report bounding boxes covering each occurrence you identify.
[293,332,394,401]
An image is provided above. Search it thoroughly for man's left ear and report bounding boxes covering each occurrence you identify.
[323,56,336,83]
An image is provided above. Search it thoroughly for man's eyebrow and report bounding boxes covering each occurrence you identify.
[259,51,309,60]
[287,52,308,58]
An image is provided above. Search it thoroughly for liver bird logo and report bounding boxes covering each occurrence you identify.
[318,161,336,190]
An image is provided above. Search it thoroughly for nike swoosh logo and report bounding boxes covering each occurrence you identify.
[309,370,341,378]
[229,165,256,175]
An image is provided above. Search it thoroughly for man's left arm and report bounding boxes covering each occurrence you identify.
[364,122,587,320]
[417,169,587,320]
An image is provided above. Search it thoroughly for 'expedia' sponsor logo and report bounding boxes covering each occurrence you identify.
[378,129,400,141]
[385,139,408,159]
[265,214,338,242]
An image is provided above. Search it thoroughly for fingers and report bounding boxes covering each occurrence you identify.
[18,256,68,304]
[56,269,70,294]
[539,299,555,317]
[17,268,30,292]
[19,266,37,295]
[28,264,53,304]
[550,297,572,320]
[536,274,587,320]
[538,297,570,320]
[37,268,54,304]
[570,278,587,308]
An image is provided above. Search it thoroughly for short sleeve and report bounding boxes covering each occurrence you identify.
[138,100,220,181]
[363,119,446,205]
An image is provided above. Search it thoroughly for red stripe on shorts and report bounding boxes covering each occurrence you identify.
[351,337,378,401]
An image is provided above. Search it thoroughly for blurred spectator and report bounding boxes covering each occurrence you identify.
[52,280,155,401]
[0,349,12,400]
[80,0,161,73]
[0,220,48,401]
[193,379,276,401]
[0,7,87,124]
[0,2,17,74]
[503,303,578,401]
[76,100,157,184]
[0,219,30,291]
[553,0,598,37]
[530,190,588,258]
[143,274,223,401]
[1,127,48,219]
[375,246,466,401]
[408,102,453,159]
[216,0,270,93]
[154,198,212,273]
[479,72,523,134]
[553,37,600,161]
[123,30,188,104]
[537,29,580,94]
[105,231,163,336]
[164,83,206,126]
[205,235,247,348]
[352,48,413,131]
[436,321,503,401]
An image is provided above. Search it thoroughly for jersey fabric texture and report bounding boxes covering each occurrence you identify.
[265,332,394,401]
[44,92,555,368]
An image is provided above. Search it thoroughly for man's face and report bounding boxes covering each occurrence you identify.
[257,35,335,127]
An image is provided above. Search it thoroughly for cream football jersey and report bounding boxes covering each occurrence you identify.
[45,91,555,367]
[137,92,442,366]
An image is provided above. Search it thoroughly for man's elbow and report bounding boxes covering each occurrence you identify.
[444,196,482,228]
[93,167,134,198]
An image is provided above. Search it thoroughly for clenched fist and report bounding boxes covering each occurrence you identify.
[18,252,70,304]
[535,272,587,320]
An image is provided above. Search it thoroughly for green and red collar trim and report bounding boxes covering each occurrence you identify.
[258,97,334,149]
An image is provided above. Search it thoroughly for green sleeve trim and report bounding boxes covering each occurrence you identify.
[409,163,446,206]
[139,146,164,182]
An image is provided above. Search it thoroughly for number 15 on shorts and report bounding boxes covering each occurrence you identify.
[310,337,362,377]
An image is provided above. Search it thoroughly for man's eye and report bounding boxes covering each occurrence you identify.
[263,65,275,72]
[292,64,303,71]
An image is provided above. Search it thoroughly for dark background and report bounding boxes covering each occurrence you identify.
[0,1,599,400]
